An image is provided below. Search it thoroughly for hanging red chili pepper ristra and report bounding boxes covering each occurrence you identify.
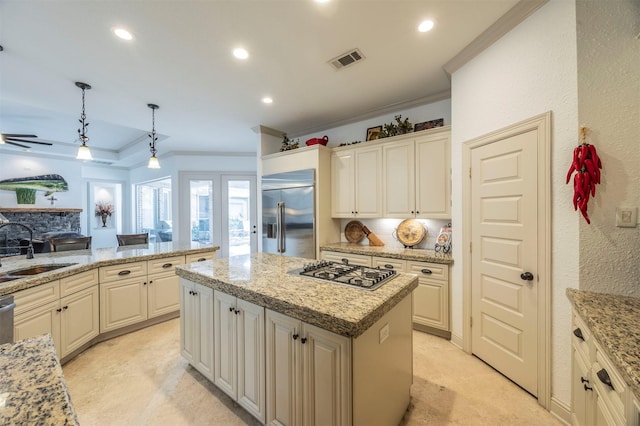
[566,126,602,224]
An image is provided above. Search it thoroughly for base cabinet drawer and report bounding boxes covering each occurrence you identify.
[321,251,372,267]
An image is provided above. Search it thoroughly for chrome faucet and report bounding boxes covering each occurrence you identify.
[0,223,35,267]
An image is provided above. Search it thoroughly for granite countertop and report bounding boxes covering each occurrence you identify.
[566,288,640,399]
[176,253,418,338]
[0,241,219,296]
[320,242,454,265]
[0,334,78,425]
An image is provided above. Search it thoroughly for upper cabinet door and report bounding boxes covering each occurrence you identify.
[354,146,382,218]
[415,132,451,219]
[382,140,415,218]
[331,150,355,218]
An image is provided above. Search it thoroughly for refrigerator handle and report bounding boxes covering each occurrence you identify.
[277,202,285,253]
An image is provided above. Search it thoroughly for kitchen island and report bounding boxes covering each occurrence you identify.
[176,253,418,425]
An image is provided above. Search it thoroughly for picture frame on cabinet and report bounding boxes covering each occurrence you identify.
[414,118,444,132]
[366,125,382,141]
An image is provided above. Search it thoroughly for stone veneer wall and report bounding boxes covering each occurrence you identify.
[0,211,82,239]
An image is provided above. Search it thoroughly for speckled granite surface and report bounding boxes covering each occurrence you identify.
[567,288,640,399]
[176,253,418,338]
[0,242,219,296]
[320,242,453,265]
[0,334,78,425]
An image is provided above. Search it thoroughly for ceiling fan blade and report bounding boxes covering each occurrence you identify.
[5,138,52,146]
[5,140,31,149]
[2,134,38,138]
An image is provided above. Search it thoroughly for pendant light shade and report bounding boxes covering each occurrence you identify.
[147,103,160,169]
[75,82,93,160]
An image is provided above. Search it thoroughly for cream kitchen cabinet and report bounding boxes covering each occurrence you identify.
[382,128,451,219]
[147,255,184,318]
[214,291,265,423]
[180,279,214,381]
[571,311,637,425]
[14,269,99,359]
[371,255,449,336]
[331,145,382,218]
[265,308,351,426]
[99,261,148,333]
[100,256,185,332]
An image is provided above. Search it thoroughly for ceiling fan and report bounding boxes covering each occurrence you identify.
[0,133,53,149]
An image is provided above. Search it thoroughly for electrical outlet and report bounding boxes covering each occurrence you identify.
[616,207,637,228]
[379,323,389,344]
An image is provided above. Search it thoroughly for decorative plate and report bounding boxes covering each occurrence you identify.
[344,220,365,243]
[395,218,426,248]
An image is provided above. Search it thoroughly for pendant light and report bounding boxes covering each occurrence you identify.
[75,82,93,160]
[147,103,160,169]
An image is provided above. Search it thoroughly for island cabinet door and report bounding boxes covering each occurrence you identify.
[214,291,238,399]
[302,323,352,426]
[236,299,266,423]
[266,309,303,426]
[179,280,214,381]
[100,276,148,333]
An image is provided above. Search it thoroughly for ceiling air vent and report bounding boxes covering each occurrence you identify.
[329,48,365,70]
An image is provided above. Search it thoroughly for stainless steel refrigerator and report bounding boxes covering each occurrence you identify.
[261,169,315,259]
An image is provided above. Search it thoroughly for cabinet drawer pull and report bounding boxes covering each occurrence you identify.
[384,264,394,269]
[597,369,614,390]
[421,269,432,275]
[341,258,349,265]
[197,257,206,262]
[162,263,173,269]
[573,328,585,341]
[118,270,131,276]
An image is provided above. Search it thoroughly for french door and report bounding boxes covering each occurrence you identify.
[179,172,257,258]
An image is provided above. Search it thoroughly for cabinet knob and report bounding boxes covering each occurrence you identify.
[234,309,240,315]
[63,306,68,310]
[193,292,198,296]
[301,337,308,344]
[56,308,62,313]
[293,333,299,340]
[229,307,234,312]
[416,211,420,214]
[149,280,153,284]
[143,282,147,286]
[583,383,593,392]
[411,211,414,214]
[520,272,534,281]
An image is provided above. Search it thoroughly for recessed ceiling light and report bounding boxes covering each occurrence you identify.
[233,48,249,60]
[113,27,133,40]
[262,97,273,104]
[418,20,435,33]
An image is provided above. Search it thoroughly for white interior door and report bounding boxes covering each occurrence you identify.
[470,129,539,396]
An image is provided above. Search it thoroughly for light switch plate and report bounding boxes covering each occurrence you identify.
[616,207,637,228]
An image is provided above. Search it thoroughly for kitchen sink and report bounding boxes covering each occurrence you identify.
[0,263,77,281]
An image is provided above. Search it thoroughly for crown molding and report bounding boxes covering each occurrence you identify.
[443,0,549,77]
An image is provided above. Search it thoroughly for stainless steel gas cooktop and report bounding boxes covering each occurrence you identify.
[291,260,397,291]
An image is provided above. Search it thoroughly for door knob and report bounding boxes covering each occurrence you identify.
[520,272,534,281]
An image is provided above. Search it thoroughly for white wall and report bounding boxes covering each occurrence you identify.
[576,0,640,296]
[296,99,451,147]
[451,0,578,407]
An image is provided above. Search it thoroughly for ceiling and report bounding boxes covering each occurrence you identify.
[0,0,520,168]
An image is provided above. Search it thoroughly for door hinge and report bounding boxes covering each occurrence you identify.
[470,241,472,253]
[469,167,472,179]
[470,316,473,328]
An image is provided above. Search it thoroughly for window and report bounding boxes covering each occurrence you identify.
[135,178,172,242]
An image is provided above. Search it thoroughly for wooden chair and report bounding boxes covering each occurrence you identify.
[49,236,92,252]
[116,233,149,246]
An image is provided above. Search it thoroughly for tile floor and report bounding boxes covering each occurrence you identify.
[62,319,563,425]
